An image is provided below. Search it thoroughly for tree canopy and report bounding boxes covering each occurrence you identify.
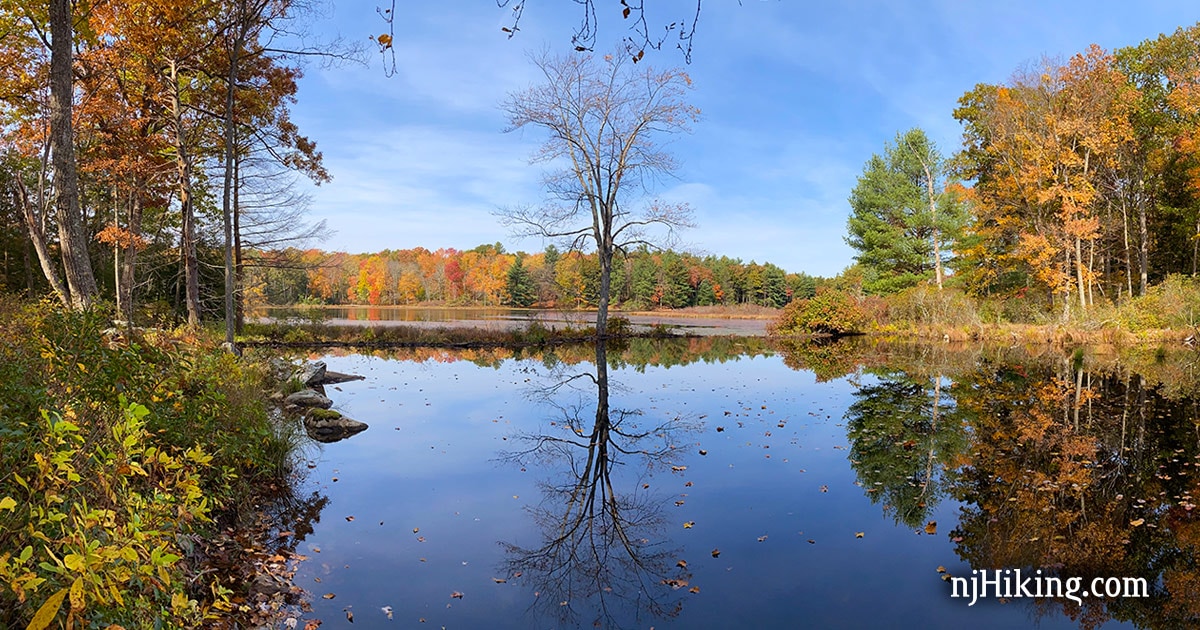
[846,128,965,295]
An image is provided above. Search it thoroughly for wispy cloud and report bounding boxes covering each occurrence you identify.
[284,1,1200,275]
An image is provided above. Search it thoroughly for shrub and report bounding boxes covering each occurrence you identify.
[605,316,632,337]
[769,290,868,337]
[886,285,979,329]
[1118,274,1200,331]
[0,299,296,628]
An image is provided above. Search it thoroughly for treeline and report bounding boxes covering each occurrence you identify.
[843,25,1200,323]
[246,244,820,310]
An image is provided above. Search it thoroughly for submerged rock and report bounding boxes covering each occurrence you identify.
[320,370,366,385]
[304,408,369,443]
[284,389,333,409]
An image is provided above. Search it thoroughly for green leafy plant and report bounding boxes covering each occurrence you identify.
[769,290,869,337]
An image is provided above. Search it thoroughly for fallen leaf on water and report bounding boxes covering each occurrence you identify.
[685,481,693,487]
[1131,518,1145,527]
[855,532,864,538]
[492,577,507,583]
[711,548,720,558]
[819,485,828,493]
[671,466,687,472]
[924,521,938,535]
[807,539,815,544]
[757,535,768,542]
[643,483,650,489]
[345,516,355,522]
[413,527,419,533]
[683,521,695,529]
[662,578,689,589]
[451,591,464,599]
[419,557,426,562]
[332,477,338,482]
[677,560,688,569]
[344,608,353,622]
[417,536,426,542]
[937,566,947,574]
[303,621,322,630]
[689,586,701,594]
[699,450,708,456]
[323,593,336,599]
[717,426,725,432]
[675,500,685,506]
[278,531,294,538]
[382,605,393,619]
[513,571,523,578]
[285,618,298,629]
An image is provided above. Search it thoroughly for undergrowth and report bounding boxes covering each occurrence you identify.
[0,296,297,628]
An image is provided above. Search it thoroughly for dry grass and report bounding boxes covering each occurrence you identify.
[623,304,781,320]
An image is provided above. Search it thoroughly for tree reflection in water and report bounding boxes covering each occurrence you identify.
[782,339,1200,629]
[844,369,969,529]
[498,340,699,629]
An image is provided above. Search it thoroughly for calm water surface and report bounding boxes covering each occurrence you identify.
[255,305,769,336]
[274,339,1200,629]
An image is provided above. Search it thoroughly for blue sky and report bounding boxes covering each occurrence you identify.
[287,2,1200,278]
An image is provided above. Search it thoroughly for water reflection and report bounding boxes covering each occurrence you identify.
[844,370,968,529]
[498,340,698,628]
[781,339,1200,629]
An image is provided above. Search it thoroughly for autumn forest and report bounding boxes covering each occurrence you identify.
[7,2,1200,628]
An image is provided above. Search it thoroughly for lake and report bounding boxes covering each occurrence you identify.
[270,337,1200,628]
[253,305,770,336]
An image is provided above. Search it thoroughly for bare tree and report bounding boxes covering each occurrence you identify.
[500,49,697,335]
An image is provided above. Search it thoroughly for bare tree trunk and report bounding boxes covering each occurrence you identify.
[1075,237,1086,310]
[169,60,202,326]
[22,238,36,293]
[597,247,611,336]
[15,178,70,307]
[921,161,943,290]
[233,151,245,332]
[1062,246,1071,323]
[220,10,245,347]
[50,0,97,309]
[1121,198,1133,299]
[1087,239,1095,306]
[117,190,143,323]
[1137,181,1149,295]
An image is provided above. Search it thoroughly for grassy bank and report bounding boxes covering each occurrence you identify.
[769,277,1200,348]
[0,297,301,628]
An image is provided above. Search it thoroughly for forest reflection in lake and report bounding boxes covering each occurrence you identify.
[282,337,1199,628]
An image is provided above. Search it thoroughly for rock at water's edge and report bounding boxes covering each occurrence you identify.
[294,361,327,387]
[284,389,333,409]
[304,409,369,443]
[320,370,366,385]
